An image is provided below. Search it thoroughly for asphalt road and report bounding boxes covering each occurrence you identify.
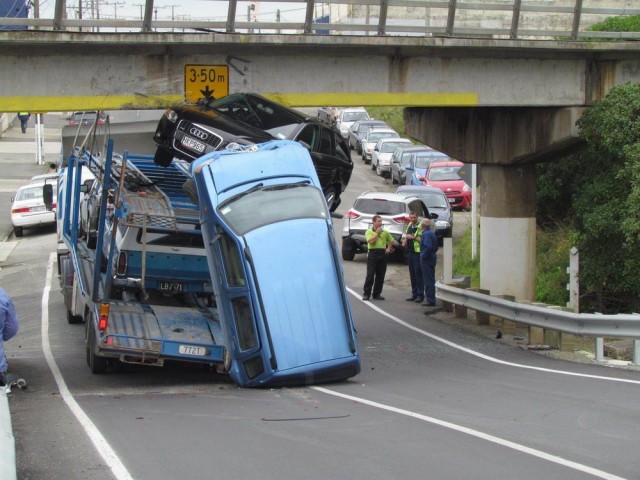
[2,123,640,480]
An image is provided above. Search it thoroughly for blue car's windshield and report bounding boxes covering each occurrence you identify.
[218,183,328,235]
[415,154,447,169]
[428,166,462,181]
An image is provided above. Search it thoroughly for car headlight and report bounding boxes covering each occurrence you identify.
[164,109,178,123]
[463,184,471,192]
[435,220,451,229]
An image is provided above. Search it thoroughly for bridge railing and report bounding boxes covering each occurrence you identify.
[436,280,640,364]
[1,0,639,40]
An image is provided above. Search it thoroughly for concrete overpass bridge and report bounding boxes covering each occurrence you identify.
[1,0,639,308]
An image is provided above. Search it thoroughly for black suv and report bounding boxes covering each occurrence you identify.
[152,93,353,211]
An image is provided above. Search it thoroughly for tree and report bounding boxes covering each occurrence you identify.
[537,83,640,312]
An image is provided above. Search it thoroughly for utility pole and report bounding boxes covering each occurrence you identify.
[132,2,144,21]
[104,0,125,31]
[31,0,40,30]
[247,3,255,33]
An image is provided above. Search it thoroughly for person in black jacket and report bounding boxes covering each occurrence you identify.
[419,218,438,307]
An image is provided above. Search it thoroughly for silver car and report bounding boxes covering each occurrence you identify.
[390,145,432,185]
[360,128,399,164]
[348,120,389,153]
[371,138,413,177]
[341,191,435,261]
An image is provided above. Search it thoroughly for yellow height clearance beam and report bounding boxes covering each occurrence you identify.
[266,92,479,108]
[0,92,478,112]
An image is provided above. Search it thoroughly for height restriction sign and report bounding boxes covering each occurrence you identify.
[184,65,229,103]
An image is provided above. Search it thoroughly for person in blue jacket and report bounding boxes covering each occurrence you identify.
[0,287,19,386]
[419,218,439,307]
[17,112,30,134]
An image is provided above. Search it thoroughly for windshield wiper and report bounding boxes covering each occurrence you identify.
[221,182,264,207]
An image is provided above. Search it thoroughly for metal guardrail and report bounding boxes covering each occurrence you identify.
[0,389,17,480]
[1,0,639,40]
[437,281,640,338]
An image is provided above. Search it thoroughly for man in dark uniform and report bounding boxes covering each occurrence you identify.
[419,218,439,307]
[402,211,424,303]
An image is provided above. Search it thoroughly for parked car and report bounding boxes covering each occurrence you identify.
[30,172,59,184]
[371,138,413,177]
[396,185,453,243]
[390,145,431,185]
[317,106,341,125]
[347,120,389,153]
[11,181,57,237]
[341,191,436,261]
[405,150,450,185]
[67,111,106,126]
[335,107,370,138]
[361,128,399,164]
[152,93,353,212]
[424,160,472,210]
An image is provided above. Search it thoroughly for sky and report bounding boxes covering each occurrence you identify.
[37,0,312,23]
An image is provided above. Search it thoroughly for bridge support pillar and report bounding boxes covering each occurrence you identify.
[479,164,536,302]
[405,106,586,306]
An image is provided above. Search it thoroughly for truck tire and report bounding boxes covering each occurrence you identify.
[67,309,83,325]
[85,314,108,374]
[341,238,356,261]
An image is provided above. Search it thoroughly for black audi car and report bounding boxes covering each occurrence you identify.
[152,93,353,211]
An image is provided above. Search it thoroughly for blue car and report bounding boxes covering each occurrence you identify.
[191,140,360,387]
[405,150,449,185]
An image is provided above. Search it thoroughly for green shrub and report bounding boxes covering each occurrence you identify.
[535,224,577,306]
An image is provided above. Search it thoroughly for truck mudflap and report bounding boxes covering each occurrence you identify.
[98,302,226,365]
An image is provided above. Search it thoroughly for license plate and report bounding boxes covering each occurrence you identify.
[30,206,46,212]
[181,136,206,153]
[448,198,455,203]
[159,281,183,292]
[178,345,208,356]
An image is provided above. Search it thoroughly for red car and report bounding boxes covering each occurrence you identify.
[423,160,472,210]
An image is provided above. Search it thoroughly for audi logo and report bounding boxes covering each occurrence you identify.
[189,127,208,140]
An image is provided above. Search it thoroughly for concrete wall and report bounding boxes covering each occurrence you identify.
[1,33,639,113]
[0,113,15,136]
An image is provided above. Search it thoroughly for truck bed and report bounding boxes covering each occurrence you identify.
[103,302,225,365]
[74,240,225,366]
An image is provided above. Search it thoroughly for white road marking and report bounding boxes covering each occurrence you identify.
[346,286,640,385]
[42,253,134,480]
[313,386,627,480]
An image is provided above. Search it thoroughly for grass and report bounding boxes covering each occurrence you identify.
[452,227,480,288]
[452,222,576,307]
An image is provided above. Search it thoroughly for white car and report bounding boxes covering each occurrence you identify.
[336,107,370,139]
[29,172,59,184]
[371,138,413,177]
[11,181,58,237]
[360,128,399,164]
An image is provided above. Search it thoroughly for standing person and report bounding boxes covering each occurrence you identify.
[17,112,30,134]
[402,211,424,303]
[0,288,20,386]
[419,218,439,307]
[362,215,395,301]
